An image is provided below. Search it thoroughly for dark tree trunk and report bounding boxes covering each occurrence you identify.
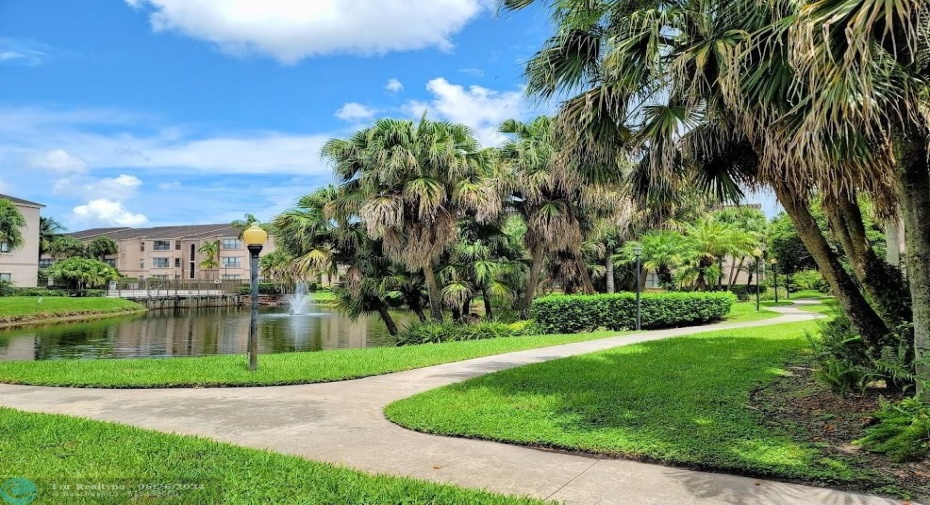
[422,262,444,322]
[892,125,930,396]
[522,248,546,319]
[575,252,596,295]
[481,286,494,321]
[605,254,615,294]
[775,184,891,351]
[822,193,912,328]
[406,293,427,323]
[376,302,399,336]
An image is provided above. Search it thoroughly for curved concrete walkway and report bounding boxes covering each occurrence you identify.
[0,306,911,505]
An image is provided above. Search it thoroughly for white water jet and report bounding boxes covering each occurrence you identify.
[286,281,314,315]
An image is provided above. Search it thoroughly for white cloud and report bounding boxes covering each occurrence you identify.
[157,181,182,190]
[54,174,143,200]
[404,78,528,146]
[335,103,377,122]
[385,78,404,93]
[73,199,149,227]
[127,0,492,63]
[458,67,485,77]
[25,149,88,173]
[0,38,47,66]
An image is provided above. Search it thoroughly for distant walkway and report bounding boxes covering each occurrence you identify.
[0,306,909,505]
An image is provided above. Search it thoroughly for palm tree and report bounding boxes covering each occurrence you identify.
[623,231,699,289]
[323,117,500,322]
[38,216,65,258]
[198,241,220,280]
[47,235,87,259]
[0,199,26,252]
[713,207,767,288]
[87,237,118,262]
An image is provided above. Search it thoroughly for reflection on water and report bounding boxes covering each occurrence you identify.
[0,306,415,361]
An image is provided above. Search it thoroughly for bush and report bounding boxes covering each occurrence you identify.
[856,397,930,462]
[792,269,830,293]
[0,280,14,297]
[728,285,768,302]
[395,321,517,346]
[531,292,735,334]
[236,283,286,295]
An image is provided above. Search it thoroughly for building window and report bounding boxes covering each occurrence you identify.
[150,275,169,280]
[0,273,10,282]
[221,257,242,268]
[174,258,181,268]
[152,258,170,268]
[0,242,8,253]
[221,239,242,250]
[175,240,182,250]
[153,240,171,251]
[105,259,117,268]
[39,259,54,268]
[140,242,145,252]
[140,260,144,269]
[221,274,241,280]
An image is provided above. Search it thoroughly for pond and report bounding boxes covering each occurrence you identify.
[0,303,416,362]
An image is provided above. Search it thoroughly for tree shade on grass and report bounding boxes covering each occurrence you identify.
[0,297,144,325]
[385,322,895,492]
[0,408,547,505]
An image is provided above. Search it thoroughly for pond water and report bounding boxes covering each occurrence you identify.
[0,304,416,362]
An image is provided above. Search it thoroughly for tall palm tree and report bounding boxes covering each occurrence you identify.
[38,216,65,258]
[87,237,118,262]
[198,241,220,280]
[323,117,500,322]
[0,199,26,252]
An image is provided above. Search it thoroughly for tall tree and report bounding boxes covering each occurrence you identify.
[87,237,118,262]
[38,217,65,258]
[198,241,220,280]
[0,199,26,252]
[323,117,500,321]
[47,236,87,259]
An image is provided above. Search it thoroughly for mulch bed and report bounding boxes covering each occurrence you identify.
[751,359,929,502]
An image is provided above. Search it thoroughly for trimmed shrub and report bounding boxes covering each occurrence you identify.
[531,292,735,334]
[728,285,768,301]
[0,280,14,297]
[395,321,516,346]
[236,283,286,295]
[792,269,830,293]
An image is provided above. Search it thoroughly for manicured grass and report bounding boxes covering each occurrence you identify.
[0,297,145,325]
[0,330,620,388]
[791,290,833,300]
[796,300,839,315]
[724,301,780,323]
[0,407,545,505]
[385,322,890,490]
[310,290,337,304]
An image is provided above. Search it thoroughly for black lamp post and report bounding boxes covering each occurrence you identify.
[633,244,643,330]
[770,258,779,303]
[243,224,268,372]
[752,247,763,311]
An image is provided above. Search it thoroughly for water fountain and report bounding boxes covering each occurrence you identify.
[285,281,314,315]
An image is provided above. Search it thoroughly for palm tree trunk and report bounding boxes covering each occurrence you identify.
[823,194,911,327]
[522,248,546,319]
[575,252,595,295]
[775,184,890,351]
[481,286,494,321]
[376,302,399,336]
[893,127,930,396]
[728,256,745,288]
[605,254,615,294]
[422,262,444,322]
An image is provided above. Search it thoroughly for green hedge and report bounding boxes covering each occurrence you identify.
[728,285,769,301]
[394,321,517,346]
[532,292,736,334]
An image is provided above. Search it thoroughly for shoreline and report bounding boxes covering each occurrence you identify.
[0,309,149,330]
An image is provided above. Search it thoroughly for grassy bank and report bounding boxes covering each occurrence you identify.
[0,297,145,326]
[0,330,622,388]
[384,322,902,496]
[0,407,545,505]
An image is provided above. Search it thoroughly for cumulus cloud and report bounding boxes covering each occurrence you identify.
[54,174,143,200]
[405,78,527,146]
[25,149,88,173]
[385,78,404,93]
[126,0,492,63]
[335,103,377,122]
[73,199,149,227]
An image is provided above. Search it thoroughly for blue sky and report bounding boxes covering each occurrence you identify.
[0,0,555,230]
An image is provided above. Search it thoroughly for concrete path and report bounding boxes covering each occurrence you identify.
[0,306,910,505]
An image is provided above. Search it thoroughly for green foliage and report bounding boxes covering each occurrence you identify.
[6,287,77,297]
[0,198,26,251]
[727,284,768,301]
[531,292,735,334]
[856,398,930,462]
[47,235,88,259]
[235,283,295,295]
[0,297,144,325]
[395,321,516,346]
[792,269,829,293]
[46,257,119,291]
[0,280,14,297]
[86,236,118,260]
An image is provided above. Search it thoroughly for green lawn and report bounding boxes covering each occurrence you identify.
[0,330,622,388]
[0,297,145,325]
[724,301,780,323]
[385,322,890,490]
[0,407,545,505]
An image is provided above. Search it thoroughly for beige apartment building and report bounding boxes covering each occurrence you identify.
[0,194,43,287]
[53,224,276,281]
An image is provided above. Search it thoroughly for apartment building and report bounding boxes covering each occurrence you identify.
[57,224,276,281]
[0,194,43,287]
